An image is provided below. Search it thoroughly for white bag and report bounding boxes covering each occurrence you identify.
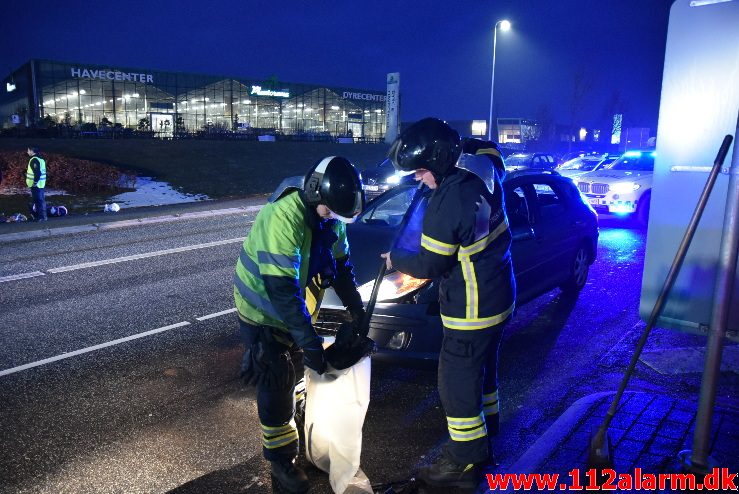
[304,355,372,494]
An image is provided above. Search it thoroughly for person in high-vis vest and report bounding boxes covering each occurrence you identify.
[26,147,47,221]
[234,156,366,493]
[382,118,515,489]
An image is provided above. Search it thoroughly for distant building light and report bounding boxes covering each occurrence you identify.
[579,127,588,141]
[251,85,290,98]
[471,120,487,136]
[6,82,16,92]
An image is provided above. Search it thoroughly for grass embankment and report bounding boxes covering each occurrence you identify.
[0,139,390,199]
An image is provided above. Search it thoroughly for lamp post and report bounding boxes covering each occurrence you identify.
[488,19,511,141]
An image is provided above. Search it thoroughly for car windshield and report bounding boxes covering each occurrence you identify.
[605,152,655,171]
[377,158,393,169]
[506,154,532,167]
[359,186,418,227]
[559,157,601,171]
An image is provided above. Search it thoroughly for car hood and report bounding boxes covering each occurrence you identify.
[578,169,652,184]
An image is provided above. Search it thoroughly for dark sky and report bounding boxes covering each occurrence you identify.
[2,0,673,130]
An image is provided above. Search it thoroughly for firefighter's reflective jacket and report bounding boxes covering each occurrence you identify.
[26,156,46,188]
[391,147,515,330]
[234,189,362,347]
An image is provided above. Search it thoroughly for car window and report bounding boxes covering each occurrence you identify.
[506,154,531,168]
[505,186,530,228]
[606,152,655,172]
[359,186,416,226]
[532,183,565,220]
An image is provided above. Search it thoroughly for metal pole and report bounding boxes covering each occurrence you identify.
[589,134,734,467]
[687,114,739,473]
[487,23,498,142]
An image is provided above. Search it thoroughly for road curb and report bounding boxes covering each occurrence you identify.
[504,392,614,476]
[0,205,262,244]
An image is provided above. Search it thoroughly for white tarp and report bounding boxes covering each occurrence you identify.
[304,356,372,493]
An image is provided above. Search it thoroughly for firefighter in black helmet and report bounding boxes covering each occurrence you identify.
[382,118,515,488]
[235,156,366,493]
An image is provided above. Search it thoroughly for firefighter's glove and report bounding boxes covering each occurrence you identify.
[326,334,377,370]
[334,322,356,348]
[349,307,367,338]
[302,344,327,375]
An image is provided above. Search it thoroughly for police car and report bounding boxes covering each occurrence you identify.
[574,150,655,225]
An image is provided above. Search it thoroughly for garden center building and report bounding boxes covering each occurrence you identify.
[1,59,389,140]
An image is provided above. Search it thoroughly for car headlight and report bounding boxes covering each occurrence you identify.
[610,181,641,193]
[386,174,401,185]
[357,271,430,302]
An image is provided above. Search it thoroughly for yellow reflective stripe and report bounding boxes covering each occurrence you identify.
[484,403,500,415]
[449,426,487,442]
[447,413,487,442]
[460,256,478,319]
[483,390,498,402]
[441,302,515,330]
[458,218,509,258]
[421,234,458,256]
[261,421,298,449]
[475,148,502,159]
[261,423,294,433]
[262,430,298,449]
[447,415,484,428]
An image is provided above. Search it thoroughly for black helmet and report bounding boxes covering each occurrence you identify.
[388,117,461,177]
[304,156,364,222]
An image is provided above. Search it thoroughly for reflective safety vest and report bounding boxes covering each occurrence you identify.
[233,190,349,334]
[392,151,515,331]
[26,156,46,188]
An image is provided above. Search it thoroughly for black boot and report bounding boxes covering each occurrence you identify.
[270,458,309,493]
[418,451,478,489]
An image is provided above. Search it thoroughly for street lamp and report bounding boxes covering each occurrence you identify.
[488,19,511,141]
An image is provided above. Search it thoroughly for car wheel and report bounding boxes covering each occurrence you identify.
[561,243,590,293]
[636,191,651,227]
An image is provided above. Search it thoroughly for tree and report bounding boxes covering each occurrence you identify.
[138,117,150,131]
[532,104,556,150]
[568,67,595,151]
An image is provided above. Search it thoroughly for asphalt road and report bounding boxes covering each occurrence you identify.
[1,210,736,494]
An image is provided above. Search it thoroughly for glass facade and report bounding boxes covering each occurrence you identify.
[1,60,387,140]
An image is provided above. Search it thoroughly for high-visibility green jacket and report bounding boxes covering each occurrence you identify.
[26,156,46,188]
[234,189,360,348]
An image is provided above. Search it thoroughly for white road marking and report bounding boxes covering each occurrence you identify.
[47,237,246,273]
[195,308,237,321]
[0,271,45,283]
[0,321,191,377]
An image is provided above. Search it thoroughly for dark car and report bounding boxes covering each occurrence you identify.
[360,158,415,201]
[505,152,557,172]
[315,170,599,359]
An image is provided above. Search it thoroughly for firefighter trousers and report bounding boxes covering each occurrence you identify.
[437,318,507,465]
[239,320,305,462]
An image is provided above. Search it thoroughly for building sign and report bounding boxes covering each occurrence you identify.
[342,91,386,102]
[384,72,400,144]
[250,85,290,98]
[71,67,153,83]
